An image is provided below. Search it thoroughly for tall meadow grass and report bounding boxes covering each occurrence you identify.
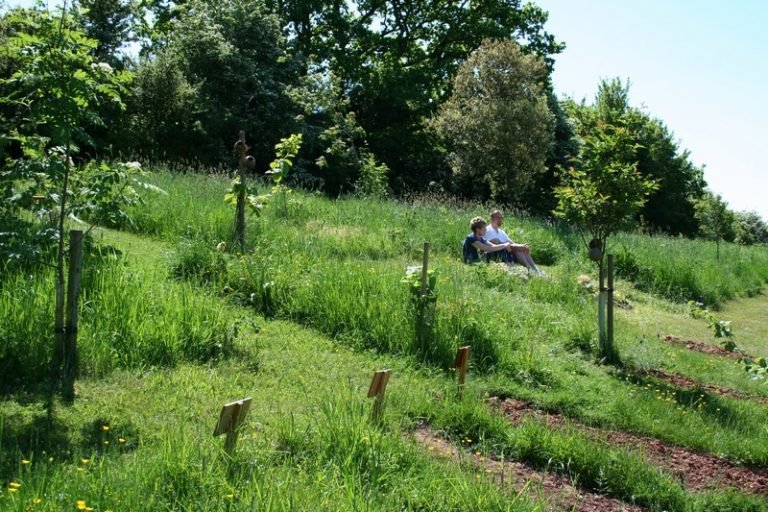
[0,252,236,389]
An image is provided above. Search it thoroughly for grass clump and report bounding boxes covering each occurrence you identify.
[0,248,239,390]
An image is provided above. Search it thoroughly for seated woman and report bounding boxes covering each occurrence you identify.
[462,216,512,264]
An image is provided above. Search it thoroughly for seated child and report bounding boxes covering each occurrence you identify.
[462,216,511,264]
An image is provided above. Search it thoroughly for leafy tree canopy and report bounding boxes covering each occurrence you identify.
[566,78,706,236]
[265,0,564,192]
[554,119,658,258]
[430,38,555,204]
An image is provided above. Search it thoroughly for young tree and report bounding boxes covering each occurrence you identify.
[554,121,657,363]
[1,4,136,399]
[430,39,555,203]
[567,78,707,236]
[694,192,735,260]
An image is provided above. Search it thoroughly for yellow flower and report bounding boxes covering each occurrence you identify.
[76,467,85,472]
[86,508,94,511]
[48,457,54,463]
[118,438,126,444]
[224,494,234,500]
[7,488,17,493]
[104,441,110,445]
[33,497,42,504]
[81,458,90,465]
[102,425,110,432]
[76,500,87,510]
[9,482,21,489]
[21,459,31,465]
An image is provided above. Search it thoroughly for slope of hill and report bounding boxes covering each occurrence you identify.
[2,171,768,511]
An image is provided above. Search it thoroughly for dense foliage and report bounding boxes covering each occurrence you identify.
[430,39,555,202]
[0,1,764,238]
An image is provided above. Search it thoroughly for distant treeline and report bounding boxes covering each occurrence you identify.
[0,0,765,242]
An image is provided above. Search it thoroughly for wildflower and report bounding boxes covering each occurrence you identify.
[102,425,110,432]
[76,500,87,510]
[76,467,85,472]
[224,494,234,500]
[9,482,21,489]
[21,459,31,465]
[33,498,42,504]
[118,438,126,444]
[104,441,110,445]
[81,458,90,465]
[7,488,17,493]
[48,457,54,463]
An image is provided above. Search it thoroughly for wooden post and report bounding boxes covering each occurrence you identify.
[420,242,430,296]
[598,263,606,359]
[367,369,392,421]
[214,397,252,456]
[607,254,615,353]
[62,230,83,402]
[455,346,470,397]
[233,130,248,248]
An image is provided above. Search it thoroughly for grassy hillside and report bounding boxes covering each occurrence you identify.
[2,170,768,511]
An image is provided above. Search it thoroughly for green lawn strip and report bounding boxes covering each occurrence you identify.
[0,359,537,511]
[124,170,768,308]
[717,294,768,355]
[115,184,768,468]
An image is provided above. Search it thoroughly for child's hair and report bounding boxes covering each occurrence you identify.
[470,216,487,233]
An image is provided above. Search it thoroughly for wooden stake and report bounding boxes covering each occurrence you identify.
[62,230,83,402]
[455,346,470,397]
[233,130,248,248]
[214,397,252,456]
[367,369,392,421]
[598,264,607,359]
[420,242,430,296]
[607,254,615,353]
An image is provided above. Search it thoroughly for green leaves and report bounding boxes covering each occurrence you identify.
[266,134,303,186]
[430,39,555,203]
[225,134,303,218]
[0,7,138,265]
[554,120,657,257]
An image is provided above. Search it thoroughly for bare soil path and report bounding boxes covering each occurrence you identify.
[413,427,644,512]
[492,398,768,496]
